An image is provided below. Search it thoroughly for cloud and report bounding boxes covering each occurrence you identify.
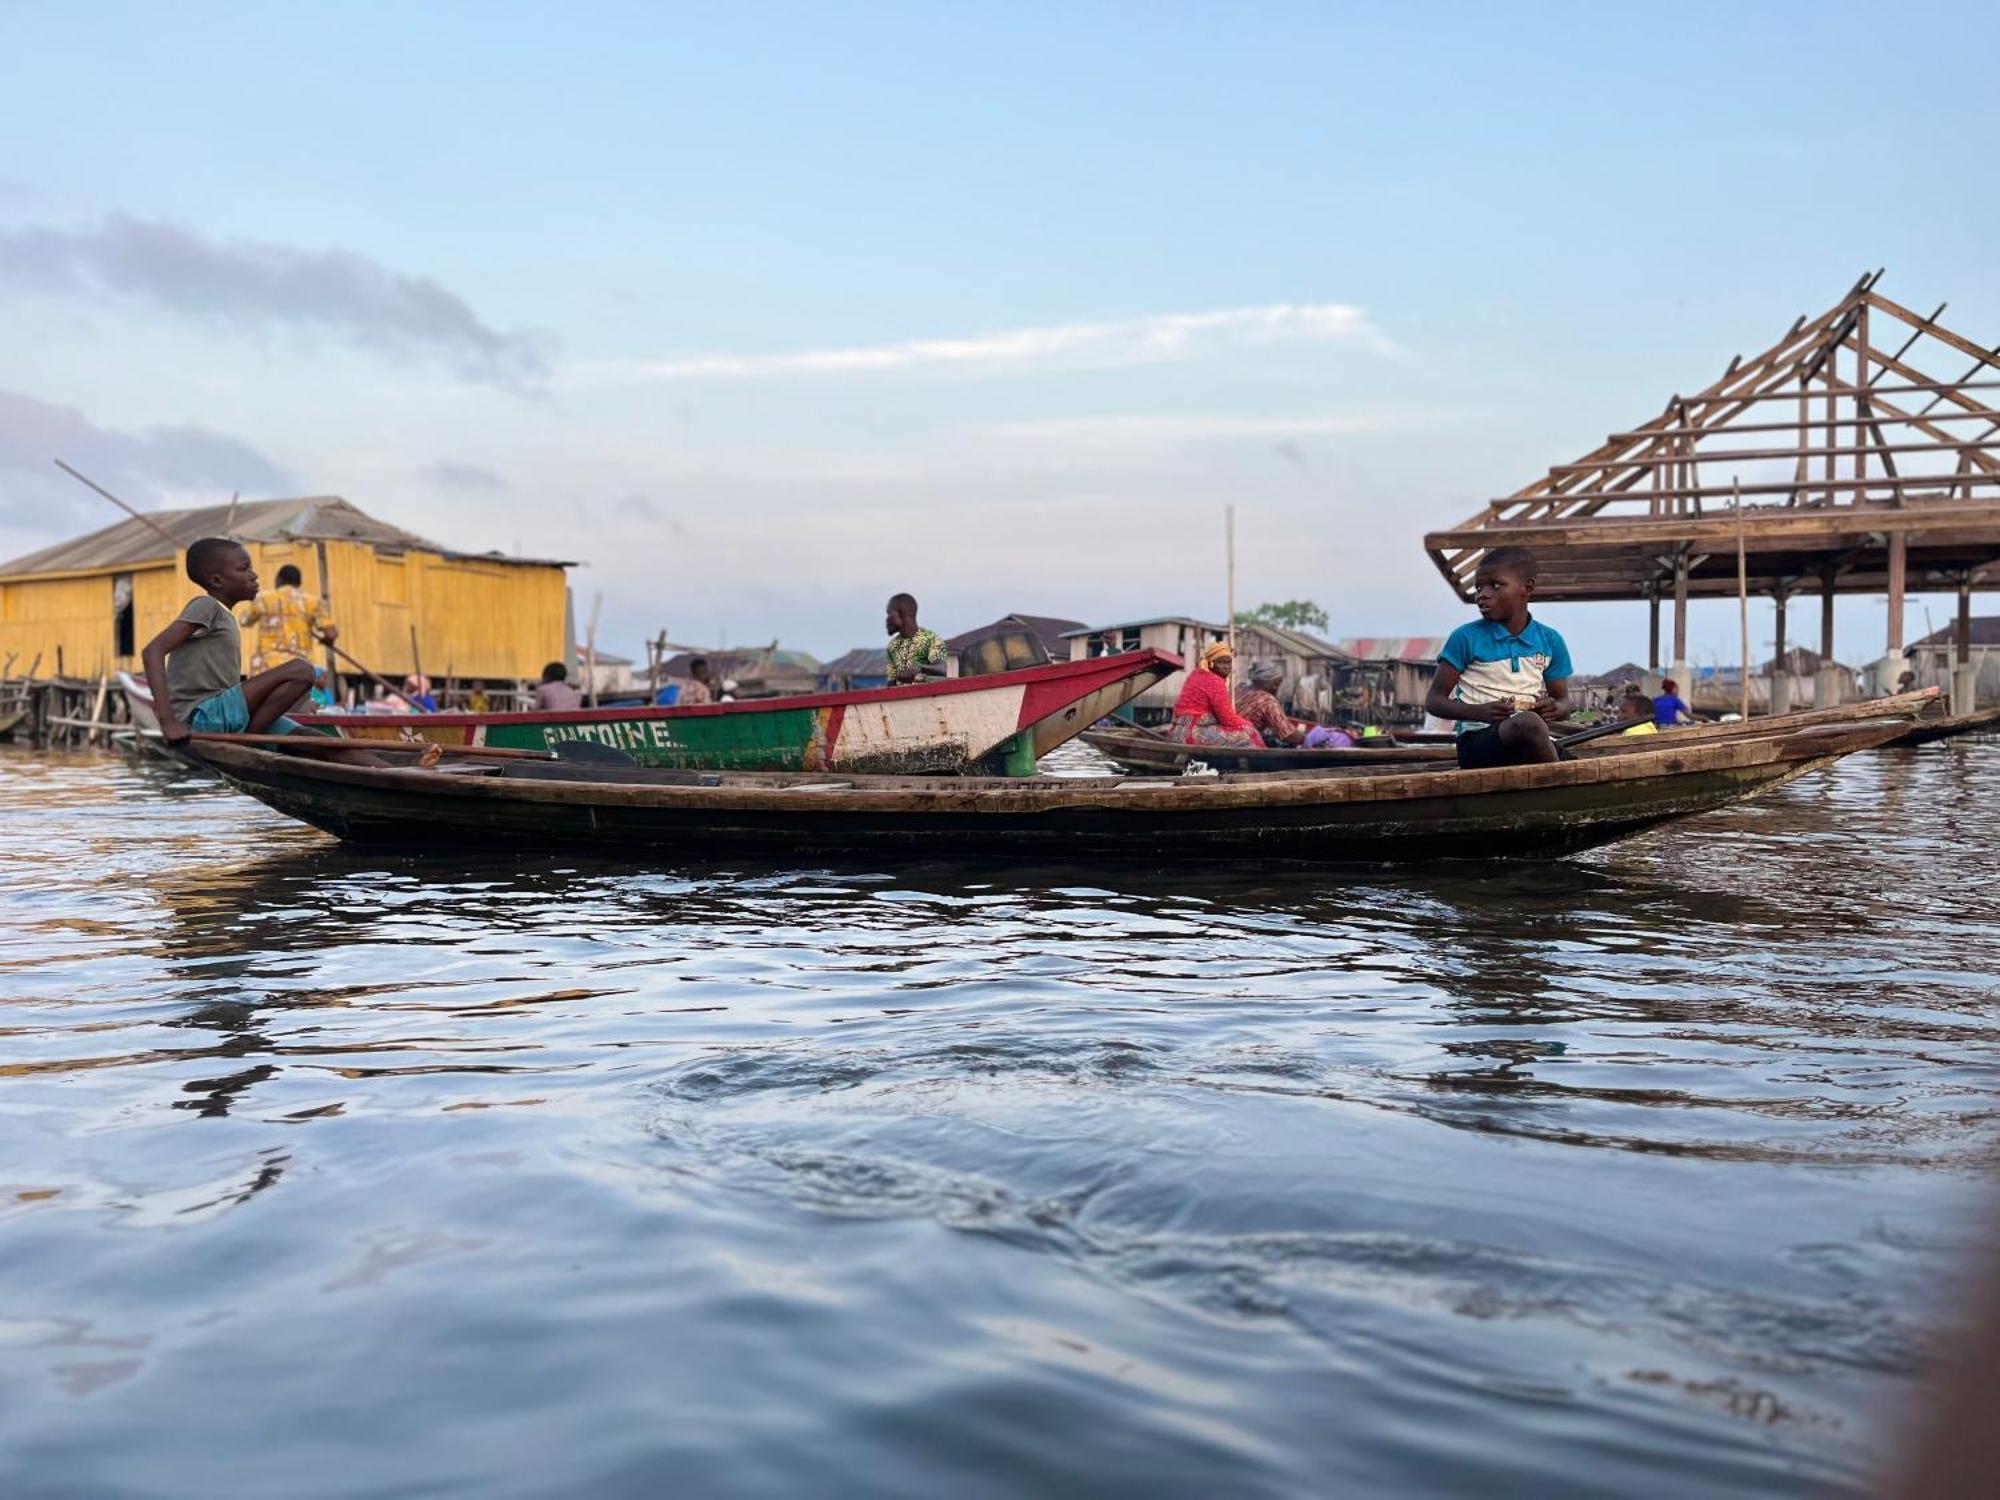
[0,388,298,560]
[0,388,295,494]
[421,461,511,494]
[575,303,1390,385]
[0,213,550,390]
[981,413,1390,445]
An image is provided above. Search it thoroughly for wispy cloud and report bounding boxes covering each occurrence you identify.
[0,388,298,559]
[0,388,294,493]
[575,303,1389,385]
[0,214,550,390]
[421,461,512,494]
[981,413,1391,444]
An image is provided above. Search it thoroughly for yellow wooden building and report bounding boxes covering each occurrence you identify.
[0,497,571,687]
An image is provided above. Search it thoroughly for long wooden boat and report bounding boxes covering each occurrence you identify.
[1083,689,1941,774]
[247,651,1175,775]
[0,704,27,740]
[1883,701,2000,746]
[198,718,1909,862]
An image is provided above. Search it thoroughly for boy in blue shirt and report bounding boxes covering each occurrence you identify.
[1423,546,1574,769]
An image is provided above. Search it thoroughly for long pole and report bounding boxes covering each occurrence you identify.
[1735,478,1750,718]
[324,640,431,710]
[1225,504,1237,666]
[55,460,182,549]
[585,591,603,709]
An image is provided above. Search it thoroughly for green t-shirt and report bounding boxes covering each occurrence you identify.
[166,594,243,720]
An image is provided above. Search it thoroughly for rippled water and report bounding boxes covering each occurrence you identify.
[3,740,1998,1497]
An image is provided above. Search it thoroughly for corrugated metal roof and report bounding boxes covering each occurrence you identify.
[1060,615,1226,637]
[0,495,573,576]
[1236,622,1354,662]
[1914,615,2000,648]
[1338,635,1451,663]
[946,612,1087,657]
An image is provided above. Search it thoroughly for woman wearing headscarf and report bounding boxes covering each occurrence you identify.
[1169,642,1265,747]
[1235,661,1356,749]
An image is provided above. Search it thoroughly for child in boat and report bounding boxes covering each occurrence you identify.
[1617,691,1659,735]
[1652,678,1694,726]
[1423,545,1574,769]
[142,538,316,747]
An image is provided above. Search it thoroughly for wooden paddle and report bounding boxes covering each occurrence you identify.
[322,641,433,712]
[190,732,555,761]
[1554,717,1645,750]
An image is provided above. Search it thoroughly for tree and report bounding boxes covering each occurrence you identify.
[1234,599,1329,633]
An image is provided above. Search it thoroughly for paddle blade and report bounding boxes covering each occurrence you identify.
[551,739,638,766]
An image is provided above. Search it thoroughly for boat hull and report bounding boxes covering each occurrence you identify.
[1884,702,2000,745]
[201,722,1907,863]
[293,651,1175,774]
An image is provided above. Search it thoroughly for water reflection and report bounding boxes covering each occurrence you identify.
[1,742,1996,1497]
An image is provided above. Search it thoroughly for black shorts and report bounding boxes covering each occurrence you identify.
[1455,721,1574,768]
[1454,725,1511,769]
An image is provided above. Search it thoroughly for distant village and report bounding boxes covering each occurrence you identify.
[5,489,1994,752]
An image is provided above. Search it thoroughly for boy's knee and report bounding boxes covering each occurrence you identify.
[280,658,314,683]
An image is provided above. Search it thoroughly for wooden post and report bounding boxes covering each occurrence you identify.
[1671,551,1689,666]
[409,624,424,697]
[1734,481,1749,719]
[1225,505,1237,666]
[1647,590,1661,672]
[1820,572,1836,662]
[1771,588,1790,714]
[1958,580,1974,667]
[1885,530,1907,657]
[315,541,339,699]
[1854,301,1868,500]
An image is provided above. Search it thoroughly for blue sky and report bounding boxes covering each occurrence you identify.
[2,1,1996,668]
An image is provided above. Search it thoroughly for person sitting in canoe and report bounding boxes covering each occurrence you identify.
[1234,661,1354,748]
[1170,642,1264,747]
[535,661,581,710]
[142,538,389,764]
[1424,545,1574,769]
[1617,691,1659,736]
[1652,678,1694,726]
[886,594,948,684]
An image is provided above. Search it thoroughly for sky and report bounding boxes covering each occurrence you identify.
[2,0,1996,671]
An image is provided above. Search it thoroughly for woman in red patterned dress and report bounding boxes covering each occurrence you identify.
[1169,642,1265,747]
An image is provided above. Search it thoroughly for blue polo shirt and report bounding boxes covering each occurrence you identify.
[1439,616,1573,733]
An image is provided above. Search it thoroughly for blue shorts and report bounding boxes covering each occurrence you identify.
[188,684,301,736]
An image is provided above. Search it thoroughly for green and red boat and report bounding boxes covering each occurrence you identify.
[295,650,1176,774]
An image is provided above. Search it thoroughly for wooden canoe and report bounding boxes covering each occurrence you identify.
[291,651,1176,774]
[197,718,1909,863]
[1882,701,2000,746]
[1082,690,1942,774]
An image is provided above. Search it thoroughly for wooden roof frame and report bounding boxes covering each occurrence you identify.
[1424,273,2000,604]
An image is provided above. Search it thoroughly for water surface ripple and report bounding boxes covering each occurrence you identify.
[2,743,1997,1497]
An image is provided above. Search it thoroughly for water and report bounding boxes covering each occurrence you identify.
[3,741,1997,1498]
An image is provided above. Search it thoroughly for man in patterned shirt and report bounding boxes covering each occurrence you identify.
[885,593,947,684]
[241,563,337,674]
